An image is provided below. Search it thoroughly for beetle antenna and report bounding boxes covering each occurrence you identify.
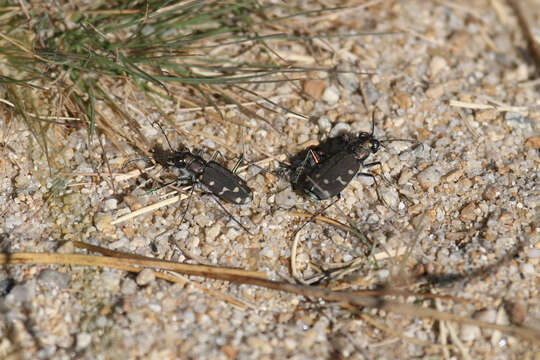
[379,138,418,144]
[152,121,174,151]
[379,138,423,152]
[370,110,376,136]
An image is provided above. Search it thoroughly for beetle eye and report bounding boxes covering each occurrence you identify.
[370,140,380,152]
[358,132,370,141]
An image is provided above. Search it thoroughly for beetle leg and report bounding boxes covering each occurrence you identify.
[209,150,224,162]
[293,149,320,184]
[178,185,196,226]
[209,151,246,176]
[230,155,244,174]
[362,161,381,169]
[198,192,252,235]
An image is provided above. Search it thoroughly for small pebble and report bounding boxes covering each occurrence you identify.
[461,324,481,342]
[57,241,75,254]
[443,168,463,183]
[460,202,477,222]
[317,116,332,133]
[136,269,155,286]
[528,248,540,258]
[329,123,351,138]
[123,195,142,211]
[62,193,80,206]
[425,84,445,99]
[103,198,118,211]
[38,269,70,289]
[379,187,399,209]
[337,72,359,93]
[221,344,237,360]
[76,332,92,351]
[475,109,497,122]
[429,56,447,77]
[361,78,380,104]
[505,112,531,128]
[260,246,274,259]
[121,278,137,295]
[376,269,389,281]
[482,186,500,200]
[205,223,222,241]
[321,85,340,104]
[416,166,441,189]
[393,90,412,110]
[525,136,540,149]
[275,189,298,208]
[304,79,326,100]
[520,263,534,276]
[6,281,36,305]
[56,335,74,349]
[498,212,513,225]
[194,214,211,227]
[473,308,497,323]
[14,174,30,189]
[100,272,121,292]
[505,301,526,325]
[408,203,423,216]
[94,213,114,233]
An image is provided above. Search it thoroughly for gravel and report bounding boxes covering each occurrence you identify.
[1,1,538,359]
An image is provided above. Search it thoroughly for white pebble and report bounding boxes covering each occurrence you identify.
[260,246,274,259]
[520,263,534,276]
[338,72,359,93]
[429,56,447,77]
[76,333,92,351]
[103,198,118,211]
[318,116,332,132]
[329,123,351,138]
[275,189,298,208]
[417,166,441,189]
[460,324,481,342]
[205,223,222,241]
[136,268,155,286]
[322,85,340,104]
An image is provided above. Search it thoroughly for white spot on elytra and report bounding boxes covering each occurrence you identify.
[336,176,347,185]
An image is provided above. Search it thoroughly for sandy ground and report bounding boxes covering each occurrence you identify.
[1,0,539,359]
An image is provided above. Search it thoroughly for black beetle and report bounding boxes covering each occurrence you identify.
[292,112,418,201]
[154,148,253,205]
[293,133,381,200]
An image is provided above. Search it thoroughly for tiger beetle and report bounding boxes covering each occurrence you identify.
[153,147,253,205]
[126,121,253,234]
[291,111,419,202]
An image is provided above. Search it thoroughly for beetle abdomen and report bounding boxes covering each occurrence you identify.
[200,162,253,204]
[300,151,360,200]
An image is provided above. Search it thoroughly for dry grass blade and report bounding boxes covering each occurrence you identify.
[111,194,188,225]
[449,99,528,114]
[507,0,540,72]
[0,253,266,280]
[1,252,538,341]
[73,241,253,309]
[361,313,455,350]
